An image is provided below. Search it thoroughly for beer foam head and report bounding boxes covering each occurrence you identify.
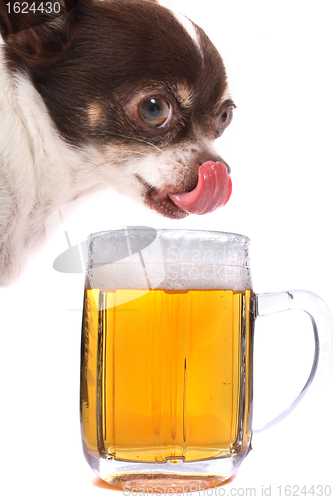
[85,228,253,291]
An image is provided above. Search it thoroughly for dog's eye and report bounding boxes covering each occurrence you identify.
[216,107,233,134]
[139,97,172,128]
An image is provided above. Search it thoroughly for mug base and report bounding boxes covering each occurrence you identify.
[84,448,244,492]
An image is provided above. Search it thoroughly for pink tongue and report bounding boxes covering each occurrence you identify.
[169,161,232,215]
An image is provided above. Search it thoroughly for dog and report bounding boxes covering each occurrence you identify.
[0,0,234,287]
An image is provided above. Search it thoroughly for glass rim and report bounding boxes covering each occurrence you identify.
[86,228,251,244]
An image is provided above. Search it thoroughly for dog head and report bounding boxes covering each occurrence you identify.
[0,0,234,219]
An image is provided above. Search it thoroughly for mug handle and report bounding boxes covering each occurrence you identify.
[254,290,333,432]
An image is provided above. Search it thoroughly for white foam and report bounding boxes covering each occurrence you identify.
[85,229,252,292]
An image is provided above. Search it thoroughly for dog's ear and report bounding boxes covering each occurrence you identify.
[0,0,79,63]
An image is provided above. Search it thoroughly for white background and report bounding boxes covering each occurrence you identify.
[1,0,333,498]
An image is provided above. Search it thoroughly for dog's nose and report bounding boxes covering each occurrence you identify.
[196,151,231,174]
[214,156,231,174]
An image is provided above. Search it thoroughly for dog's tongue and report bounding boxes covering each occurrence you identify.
[169,161,232,215]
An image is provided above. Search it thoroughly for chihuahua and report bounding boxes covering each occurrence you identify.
[0,0,234,286]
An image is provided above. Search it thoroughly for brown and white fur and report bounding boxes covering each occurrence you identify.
[0,0,234,286]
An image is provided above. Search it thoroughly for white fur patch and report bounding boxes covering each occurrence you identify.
[171,11,202,54]
[0,50,98,285]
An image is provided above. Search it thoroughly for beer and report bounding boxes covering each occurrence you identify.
[80,288,254,463]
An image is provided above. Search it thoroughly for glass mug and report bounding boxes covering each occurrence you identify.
[80,228,333,491]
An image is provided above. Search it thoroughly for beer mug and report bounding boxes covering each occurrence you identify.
[80,228,333,491]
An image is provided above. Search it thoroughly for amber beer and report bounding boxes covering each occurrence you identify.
[80,287,254,463]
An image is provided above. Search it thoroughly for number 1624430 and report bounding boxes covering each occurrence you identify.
[5,2,61,14]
